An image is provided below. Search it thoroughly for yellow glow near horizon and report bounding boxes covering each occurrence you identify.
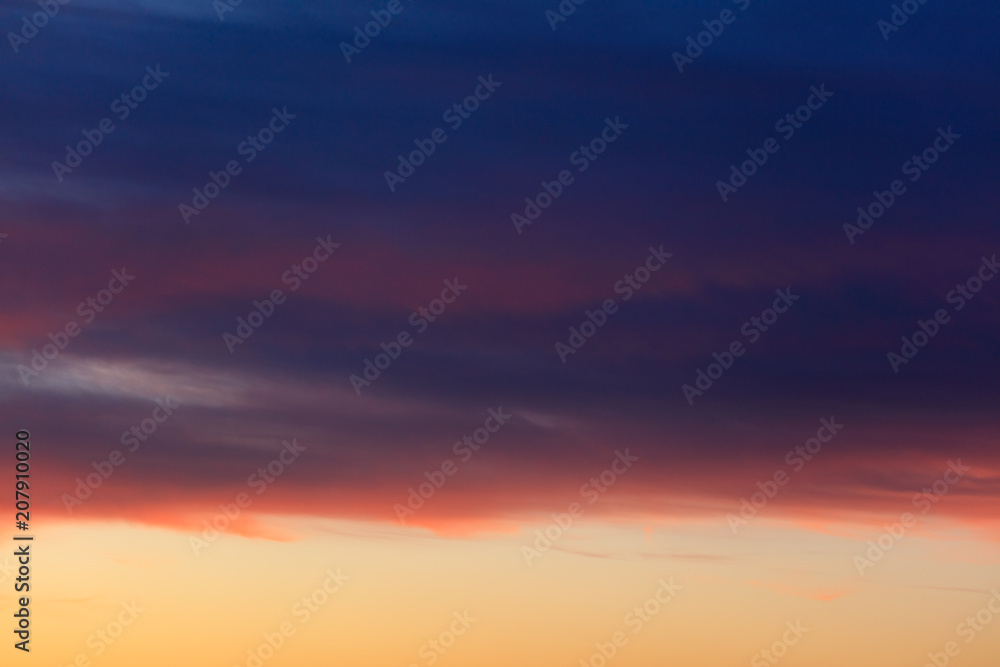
[7,517,999,667]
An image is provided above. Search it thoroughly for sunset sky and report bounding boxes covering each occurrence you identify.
[1,0,999,665]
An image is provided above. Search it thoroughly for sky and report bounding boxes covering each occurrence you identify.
[1,0,999,665]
